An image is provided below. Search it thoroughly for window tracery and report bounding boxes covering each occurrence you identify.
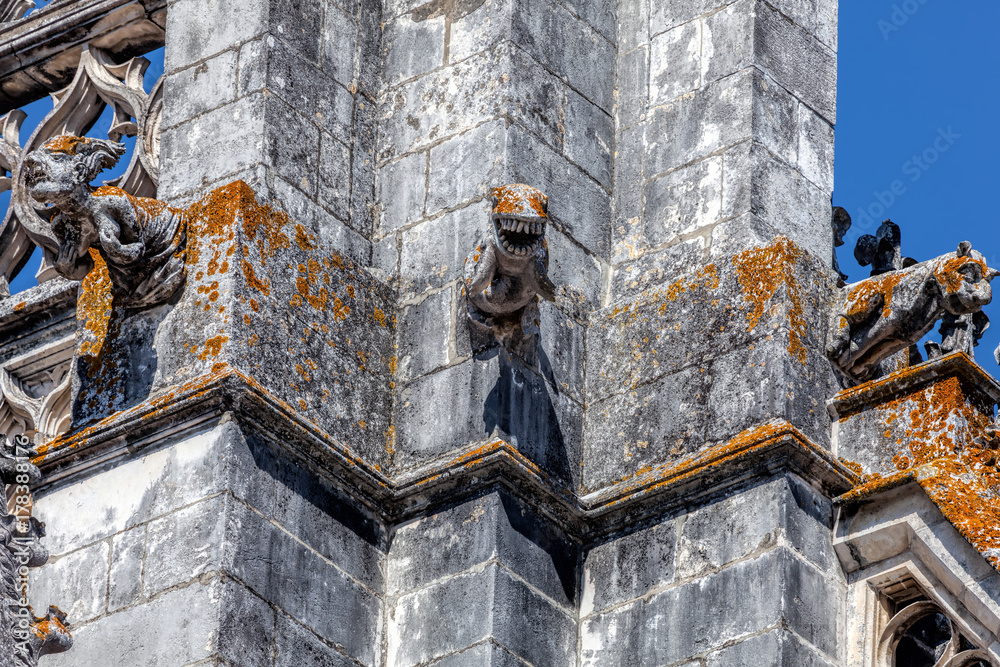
[876,577,997,667]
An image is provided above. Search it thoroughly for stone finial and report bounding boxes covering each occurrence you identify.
[831,206,852,285]
[925,311,990,360]
[854,220,917,276]
[828,241,998,383]
[0,433,71,665]
[464,184,557,362]
[23,135,186,309]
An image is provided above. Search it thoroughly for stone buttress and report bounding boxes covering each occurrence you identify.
[5,0,1000,665]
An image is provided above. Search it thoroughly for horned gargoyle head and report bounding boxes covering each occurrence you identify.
[23,135,126,206]
[936,241,999,316]
[490,184,548,260]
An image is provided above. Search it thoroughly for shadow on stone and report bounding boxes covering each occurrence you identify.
[483,347,572,487]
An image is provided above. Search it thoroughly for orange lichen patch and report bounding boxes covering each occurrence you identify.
[332,297,350,321]
[373,308,388,327]
[653,265,719,315]
[242,259,270,296]
[934,255,990,294]
[844,271,905,319]
[13,301,25,311]
[294,223,317,251]
[491,184,547,218]
[840,458,864,477]
[42,134,91,154]
[196,334,228,361]
[869,374,993,469]
[733,238,809,365]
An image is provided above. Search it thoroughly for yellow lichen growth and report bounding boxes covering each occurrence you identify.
[844,271,905,319]
[733,238,809,365]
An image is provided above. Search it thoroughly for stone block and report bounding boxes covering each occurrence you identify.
[610,237,709,301]
[238,38,268,96]
[357,0,385,99]
[321,4,360,87]
[388,564,574,667]
[318,130,352,223]
[108,526,146,611]
[350,95,380,238]
[565,87,613,188]
[397,286,452,380]
[378,48,504,160]
[430,643,530,666]
[718,142,832,263]
[388,565,494,666]
[165,0,267,72]
[582,517,678,616]
[218,580,276,667]
[275,613,358,666]
[143,494,227,596]
[271,0,325,63]
[754,1,836,123]
[538,300,585,404]
[226,502,381,666]
[383,13,446,86]
[426,120,509,216]
[617,0,650,53]
[644,70,753,178]
[388,490,578,608]
[650,0,721,37]
[643,156,722,246]
[159,94,265,200]
[39,584,220,667]
[491,566,576,666]
[35,426,232,556]
[616,45,648,130]
[649,20,702,107]
[448,0,513,63]
[379,151,427,235]
[611,124,645,263]
[396,351,583,488]
[675,476,838,580]
[797,102,835,193]
[263,95,321,196]
[705,628,836,666]
[581,547,840,665]
[511,0,614,112]
[162,50,238,129]
[507,126,612,261]
[274,455,386,591]
[560,0,616,43]
[700,0,755,86]
[399,205,479,300]
[29,540,108,625]
[583,364,712,490]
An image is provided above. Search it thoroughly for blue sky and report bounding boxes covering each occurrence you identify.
[835,1,1000,365]
[7,4,1000,365]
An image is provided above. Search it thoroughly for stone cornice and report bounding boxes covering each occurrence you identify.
[0,0,165,112]
[35,365,860,540]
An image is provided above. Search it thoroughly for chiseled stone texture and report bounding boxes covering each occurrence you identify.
[31,420,387,666]
[580,476,844,665]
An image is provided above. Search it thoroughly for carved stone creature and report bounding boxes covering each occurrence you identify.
[0,434,71,666]
[854,220,916,276]
[464,184,557,361]
[828,242,998,383]
[925,311,990,360]
[23,135,186,309]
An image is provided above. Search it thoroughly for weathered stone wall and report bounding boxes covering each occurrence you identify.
[159,0,380,264]
[581,475,844,666]
[30,420,386,666]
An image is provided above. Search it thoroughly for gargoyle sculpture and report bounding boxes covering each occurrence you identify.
[0,434,72,666]
[464,184,557,362]
[828,241,998,383]
[23,135,186,309]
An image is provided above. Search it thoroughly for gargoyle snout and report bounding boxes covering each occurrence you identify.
[23,153,45,185]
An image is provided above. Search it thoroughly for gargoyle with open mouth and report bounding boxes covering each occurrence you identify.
[464,184,557,363]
